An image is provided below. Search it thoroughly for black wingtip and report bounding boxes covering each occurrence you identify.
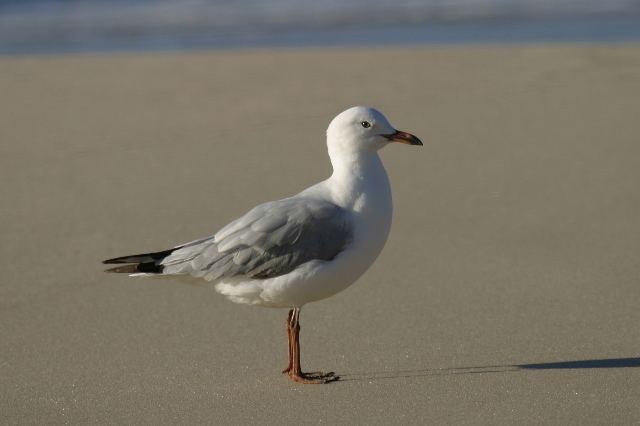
[104,262,164,273]
[102,248,177,274]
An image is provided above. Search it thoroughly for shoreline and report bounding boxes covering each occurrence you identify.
[2,15,640,56]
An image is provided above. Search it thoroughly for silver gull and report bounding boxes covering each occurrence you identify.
[103,106,422,384]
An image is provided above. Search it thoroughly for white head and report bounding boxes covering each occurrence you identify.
[326,106,422,158]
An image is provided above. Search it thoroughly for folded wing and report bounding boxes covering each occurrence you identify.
[105,197,353,281]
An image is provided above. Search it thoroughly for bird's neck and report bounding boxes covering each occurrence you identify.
[327,150,391,211]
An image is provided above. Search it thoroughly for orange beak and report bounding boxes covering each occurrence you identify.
[383,130,423,146]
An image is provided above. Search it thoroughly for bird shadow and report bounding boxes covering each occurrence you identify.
[336,357,640,382]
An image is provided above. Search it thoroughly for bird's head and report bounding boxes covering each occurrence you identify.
[326,106,422,156]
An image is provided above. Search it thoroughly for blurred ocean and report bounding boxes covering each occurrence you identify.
[1,0,640,55]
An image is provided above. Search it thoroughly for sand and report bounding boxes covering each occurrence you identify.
[1,45,640,424]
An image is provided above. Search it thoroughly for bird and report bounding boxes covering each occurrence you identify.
[103,106,422,384]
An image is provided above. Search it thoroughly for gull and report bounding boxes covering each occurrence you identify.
[103,106,422,384]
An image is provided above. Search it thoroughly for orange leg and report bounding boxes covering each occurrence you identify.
[284,308,338,384]
[282,309,294,374]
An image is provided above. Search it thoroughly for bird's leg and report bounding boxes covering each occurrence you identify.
[286,308,338,384]
[291,308,303,377]
[282,309,294,374]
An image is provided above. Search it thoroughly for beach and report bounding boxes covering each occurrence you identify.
[1,44,640,424]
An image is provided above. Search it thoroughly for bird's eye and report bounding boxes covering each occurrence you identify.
[361,121,371,128]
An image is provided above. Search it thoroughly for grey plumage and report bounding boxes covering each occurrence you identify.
[104,197,353,281]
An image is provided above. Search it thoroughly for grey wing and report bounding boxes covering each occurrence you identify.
[161,198,353,281]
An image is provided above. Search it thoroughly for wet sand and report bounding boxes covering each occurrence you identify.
[1,45,640,424]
